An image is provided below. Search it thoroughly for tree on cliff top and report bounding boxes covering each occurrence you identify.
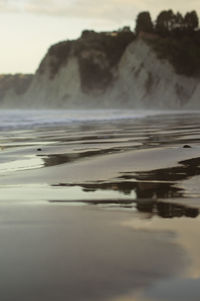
[155,10,199,36]
[184,11,199,32]
[155,10,176,35]
[135,11,154,35]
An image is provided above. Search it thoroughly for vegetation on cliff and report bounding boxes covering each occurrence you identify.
[135,10,200,77]
[76,29,135,92]
[148,34,200,77]
[38,28,135,92]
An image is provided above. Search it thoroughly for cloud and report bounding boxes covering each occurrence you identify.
[0,0,28,12]
[24,0,139,23]
[0,0,13,11]
[0,0,200,23]
[24,0,200,18]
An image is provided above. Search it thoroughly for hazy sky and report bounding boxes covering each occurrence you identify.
[0,0,199,74]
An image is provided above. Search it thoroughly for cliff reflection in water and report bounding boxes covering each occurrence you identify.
[52,164,199,219]
[42,148,200,219]
[57,180,198,219]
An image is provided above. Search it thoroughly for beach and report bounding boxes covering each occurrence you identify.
[0,110,200,300]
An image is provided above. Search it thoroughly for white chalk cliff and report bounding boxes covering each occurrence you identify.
[109,39,199,109]
[1,37,200,109]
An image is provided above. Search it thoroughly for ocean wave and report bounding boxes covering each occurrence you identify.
[0,109,198,130]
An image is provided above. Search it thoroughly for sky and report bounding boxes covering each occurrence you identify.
[0,0,199,74]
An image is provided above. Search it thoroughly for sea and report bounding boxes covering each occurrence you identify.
[0,108,191,129]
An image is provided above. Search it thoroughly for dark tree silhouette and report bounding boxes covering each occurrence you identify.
[135,11,154,35]
[155,10,176,35]
[171,12,184,36]
[175,12,184,28]
[184,10,199,32]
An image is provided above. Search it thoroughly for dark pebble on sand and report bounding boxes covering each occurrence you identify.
[183,145,191,148]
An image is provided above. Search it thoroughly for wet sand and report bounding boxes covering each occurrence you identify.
[0,112,200,300]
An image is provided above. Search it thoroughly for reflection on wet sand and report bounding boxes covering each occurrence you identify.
[52,182,199,218]
[116,215,200,301]
[51,152,200,218]
[0,205,190,301]
[0,113,200,300]
[136,199,199,218]
[39,147,127,167]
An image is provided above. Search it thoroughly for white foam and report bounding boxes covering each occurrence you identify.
[0,109,198,130]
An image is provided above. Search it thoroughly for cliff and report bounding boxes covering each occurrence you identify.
[0,74,33,106]
[1,31,200,109]
[110,38,198,109]
[20,30,135,108]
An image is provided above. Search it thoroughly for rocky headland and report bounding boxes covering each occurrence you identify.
[1,10,200,109]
